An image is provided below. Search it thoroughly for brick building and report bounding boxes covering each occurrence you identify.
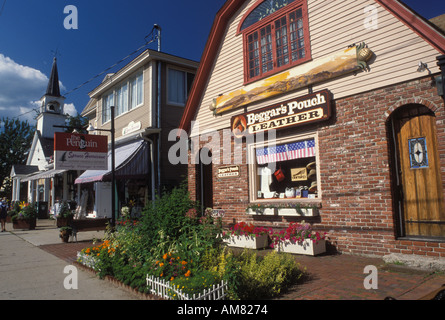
[178,0,445,258]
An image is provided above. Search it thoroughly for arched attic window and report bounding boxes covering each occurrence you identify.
[238,0,311,84]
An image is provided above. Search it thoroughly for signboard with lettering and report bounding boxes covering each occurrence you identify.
[54,132,108,170]
[231,90,332,137]
[217,166,240,178]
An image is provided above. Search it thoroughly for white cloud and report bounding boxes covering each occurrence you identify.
[0,54,76,124]
[64,103,78,117]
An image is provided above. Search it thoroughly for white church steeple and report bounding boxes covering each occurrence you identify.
[36,57,67,139]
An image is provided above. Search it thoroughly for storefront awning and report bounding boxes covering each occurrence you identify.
[256,139,315,165]
[21,169,67,182]
[74,140,148,184]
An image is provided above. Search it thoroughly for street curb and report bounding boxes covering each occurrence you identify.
[383,253,445,271]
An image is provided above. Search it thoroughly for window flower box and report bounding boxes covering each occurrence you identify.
[275,239,326,256]
[277,207,318,216]
[225,234,269,249]
[224,222,272,249]
[270,221,327,256]
[246,204,318,216]
[246,207,276,215]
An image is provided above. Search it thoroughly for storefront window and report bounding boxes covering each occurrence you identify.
[250,134,319,201]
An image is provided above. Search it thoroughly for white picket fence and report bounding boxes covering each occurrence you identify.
[146,275,228,300]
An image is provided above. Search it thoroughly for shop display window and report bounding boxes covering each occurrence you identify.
[249,135,319,201]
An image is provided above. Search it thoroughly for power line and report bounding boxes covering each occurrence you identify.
[0,0,6,18]
[63,29,158,97]
[10,108,38,122]
[9,28,159,121]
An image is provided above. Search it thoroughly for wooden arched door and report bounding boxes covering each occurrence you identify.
[390,104,445,238]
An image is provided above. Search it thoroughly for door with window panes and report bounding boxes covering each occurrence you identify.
[390,105,445,238]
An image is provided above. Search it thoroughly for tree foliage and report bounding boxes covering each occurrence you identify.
[0,118,34,195]
[64,113,89,134]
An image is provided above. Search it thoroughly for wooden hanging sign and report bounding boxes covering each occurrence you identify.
[231,89,331,136]
[211,43,372,115]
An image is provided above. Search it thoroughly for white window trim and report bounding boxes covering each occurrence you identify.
[101,71,144,125]
[247,130,321,204]
[167,66,193,107]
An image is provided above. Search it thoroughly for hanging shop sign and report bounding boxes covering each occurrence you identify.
[211,43,372,115]
[231,89,332,137]
[54,132,108,170]
[217,165,240,178]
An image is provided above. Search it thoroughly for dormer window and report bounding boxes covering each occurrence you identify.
[239,0,311,84]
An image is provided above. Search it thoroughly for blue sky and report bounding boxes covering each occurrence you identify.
[0,0,442,124]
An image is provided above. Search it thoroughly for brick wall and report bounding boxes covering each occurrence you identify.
[187,75,445,258]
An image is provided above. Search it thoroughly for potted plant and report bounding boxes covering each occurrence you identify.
[56,201,74,227]
[12,202,37,230]
[224,222,272,249]
[59,226,73,243]
[6,202,20,223]
[271,221,327,256]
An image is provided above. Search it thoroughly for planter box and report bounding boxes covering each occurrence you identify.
[275,239,326,256]
[12,219,36,230]
[56,217,73,228]
[226,234,269,249]
[277,208,318,216]
[247,207,318,216]
[246,208,276,215]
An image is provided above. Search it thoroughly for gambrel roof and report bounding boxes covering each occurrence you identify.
[179,0,445,134]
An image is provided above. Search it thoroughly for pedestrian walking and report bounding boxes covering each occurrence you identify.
[0,198,8,232]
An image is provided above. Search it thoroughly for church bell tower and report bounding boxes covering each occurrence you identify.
[36,57,67,139]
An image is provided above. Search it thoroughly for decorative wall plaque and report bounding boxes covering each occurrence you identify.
[211,43,373,115]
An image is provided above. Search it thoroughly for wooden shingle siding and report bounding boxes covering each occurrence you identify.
[192,0,442,136]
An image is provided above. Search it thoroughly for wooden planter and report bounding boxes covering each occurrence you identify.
[275,239,326,256]
[12,219,37,230]
[57,216,73,228]
[226,234,269,249]
[60,231,71,243]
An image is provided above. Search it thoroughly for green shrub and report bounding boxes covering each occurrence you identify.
[200,248,303,300]
[230,250,302,300]
[82,181,304,300]
[170,269,221,299]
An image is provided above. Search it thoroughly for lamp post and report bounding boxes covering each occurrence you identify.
[87,106,116,228]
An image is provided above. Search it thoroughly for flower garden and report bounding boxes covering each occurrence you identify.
[77,183,319,300]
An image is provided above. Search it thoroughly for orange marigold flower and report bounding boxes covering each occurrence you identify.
[162,253,168,260]
[170,277,175,281]
[185,270,191,277]
[159,263,164,267]
[181,261,187,265]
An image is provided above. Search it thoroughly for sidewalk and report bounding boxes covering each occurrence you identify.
[2,219,444,300]
[0,219,143,300]
[276,253,445,300]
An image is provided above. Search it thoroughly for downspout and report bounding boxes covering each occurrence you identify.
[155,24,162,195]
[139,134,156,204]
